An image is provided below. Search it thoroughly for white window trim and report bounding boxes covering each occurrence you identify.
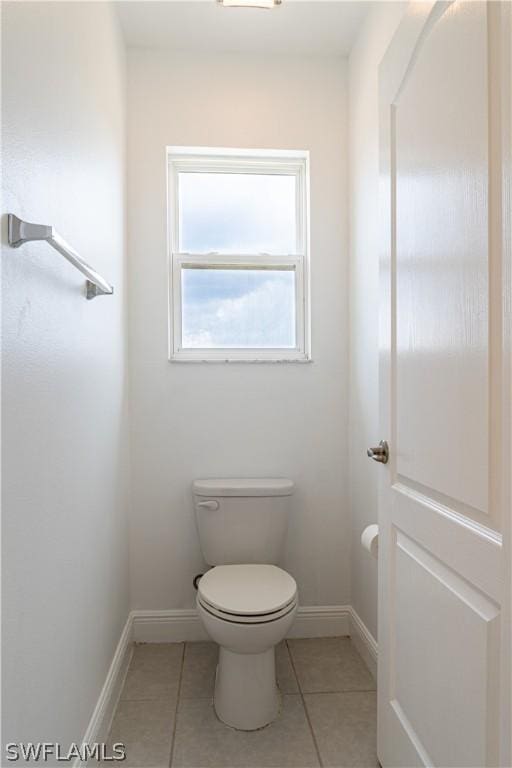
[167,146,311,363]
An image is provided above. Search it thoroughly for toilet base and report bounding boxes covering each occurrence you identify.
[214,646,280,731]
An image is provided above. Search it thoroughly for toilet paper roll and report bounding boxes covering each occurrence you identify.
[361,524,379,558]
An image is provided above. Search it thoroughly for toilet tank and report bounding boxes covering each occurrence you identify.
[193,478,294,566]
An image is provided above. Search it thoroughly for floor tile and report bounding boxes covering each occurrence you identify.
[172,695,320,767]
[121,642,184,701]
[180,641,299,699]
[107,699,176,768]
[181,642,218,698]
[288,638,375,693]
[304,692,377,767]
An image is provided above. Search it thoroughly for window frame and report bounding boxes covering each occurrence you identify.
[167,147,311,362]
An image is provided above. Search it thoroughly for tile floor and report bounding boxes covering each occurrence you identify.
[106,637,377,768]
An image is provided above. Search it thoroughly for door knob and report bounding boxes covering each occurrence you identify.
[367,440,389,464]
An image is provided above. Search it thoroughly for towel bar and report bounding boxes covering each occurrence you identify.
[7,214,114,300]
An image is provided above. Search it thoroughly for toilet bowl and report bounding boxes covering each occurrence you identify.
[197,563,298,730]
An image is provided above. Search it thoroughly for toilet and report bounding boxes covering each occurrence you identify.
[193,478,298,731]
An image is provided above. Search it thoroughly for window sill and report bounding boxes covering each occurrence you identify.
[169,355,313,364]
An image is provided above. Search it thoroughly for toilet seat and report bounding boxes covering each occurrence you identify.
[198,595,297,624]
[198,564,297,623]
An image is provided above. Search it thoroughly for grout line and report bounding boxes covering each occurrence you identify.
[119,697,184,702]
[286,640,324,768]
[297,688,377,695]
[168,642,186,768]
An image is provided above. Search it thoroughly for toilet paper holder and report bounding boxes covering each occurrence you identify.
[361,524,379,558]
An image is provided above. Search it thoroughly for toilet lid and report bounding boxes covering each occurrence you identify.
[198,564,297,616]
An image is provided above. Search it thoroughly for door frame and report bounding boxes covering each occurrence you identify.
[377,2,512,764]
[497,4,512,762]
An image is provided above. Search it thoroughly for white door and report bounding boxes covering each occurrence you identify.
[377,2,511,766]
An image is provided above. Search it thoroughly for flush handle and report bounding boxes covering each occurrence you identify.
[196,500,220,511]
[367,440,389,464]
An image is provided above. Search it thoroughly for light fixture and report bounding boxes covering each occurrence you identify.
[218,0,282,8]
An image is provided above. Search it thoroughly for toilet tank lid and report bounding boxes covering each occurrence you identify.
[193,478,294,497]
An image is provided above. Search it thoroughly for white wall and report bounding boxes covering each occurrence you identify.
[348,2,407,639]
[2,2,129,755]
[127,51,349,610]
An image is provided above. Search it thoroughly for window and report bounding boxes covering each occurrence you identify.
[168,147,310,361]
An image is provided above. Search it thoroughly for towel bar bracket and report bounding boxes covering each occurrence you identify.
[7,214,114,300]
[86,280,108,300]
[8,215,52,247]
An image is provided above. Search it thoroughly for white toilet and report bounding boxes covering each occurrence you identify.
[193,478,298,731]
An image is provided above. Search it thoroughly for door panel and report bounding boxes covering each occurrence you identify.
[395,0,489,519]
[393,532,499,768]
[378,2,510,766]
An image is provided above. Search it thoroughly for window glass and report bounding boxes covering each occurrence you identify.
[181,266,296,349]
[178,172,297,255]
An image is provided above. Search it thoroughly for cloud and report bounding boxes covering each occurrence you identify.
[182,270,295,348]
[179,172,297,255]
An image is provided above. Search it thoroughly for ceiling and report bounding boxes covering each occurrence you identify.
[116,1,371,56]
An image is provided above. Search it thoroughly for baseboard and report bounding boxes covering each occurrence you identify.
[74,614,133,767]
[349,606,378,680]
[132,604,351,643]
[287,605,351,638]
[132,608,209,642]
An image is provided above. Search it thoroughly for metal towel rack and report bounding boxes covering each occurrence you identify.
[7,214,114,300]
